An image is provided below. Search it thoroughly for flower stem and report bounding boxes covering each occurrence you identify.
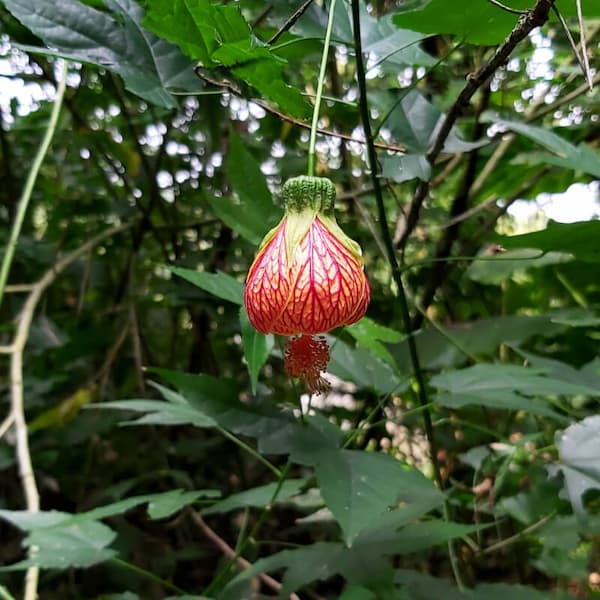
[350,0,465,590]
[0,60,68,312]
[307,0,338,176]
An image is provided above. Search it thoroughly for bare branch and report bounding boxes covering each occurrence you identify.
[575,0,593,90]
[194,67,406,154]
[267,0,314,45]
[0,410,14,440]
[486,0,527,15]
[5,222,133,600]
[397,0,557,250]
[188,510,302,600]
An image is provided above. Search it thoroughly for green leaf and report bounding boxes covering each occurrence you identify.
[227,519,472,596]
[555,415,600,513]
[169,267,244,304]
[152,370,343,464]
[338,586,377,600]
[143,0,253,67]
[391,312,570,371]
[466,248,573,285]
[227,131,273,213]
[511,349,600,393]
[497,220,600,263]
[381,154,431,183]
[346,317,403,367]
[0,489,219,571]
[361,10,435,69]
[147,489,214,520]
[431,363,600,398]
[358,520,481,555]
[436,391,564,420]
[3,0,200,107]
[394,568,465,600]
[315,449,437,545]
[79,490,220,522]
[202,479,307,515]
[224,542,355,598]
[93,399,217,428]
[143,0,310,117]
[379,91,487,182]
[0,511,116,571]
[240,307,273,394]
[214,130,281,243]
[470,583,573,600]
[494,118,600,178]
[232,59,310,118]
[394,569,574,599]
[329,339,409,395]
[392,0,534,45]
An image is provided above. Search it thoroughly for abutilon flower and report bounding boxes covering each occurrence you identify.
[244,176,370,393]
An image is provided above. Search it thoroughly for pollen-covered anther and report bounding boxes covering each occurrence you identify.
[284,335,330,395]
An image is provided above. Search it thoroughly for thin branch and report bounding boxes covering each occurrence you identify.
[0,411,15,440]
[3,284,36,293]
[479,513,555,555]
[194,67,406,154]
[351,0,466,588]
[5,222,132,600]
[551,5,592,90]
[189,510,301,599]
[575,0,593,90]
[486,0,527,15]
[267,0,314,45]
[0,61,68,311]
[129,304,146,394]
[396,0,556,250]
[307,0,338,176]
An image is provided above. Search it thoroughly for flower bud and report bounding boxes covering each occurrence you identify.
[244,176,370,393]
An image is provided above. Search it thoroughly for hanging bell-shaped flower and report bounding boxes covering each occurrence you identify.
[244,176,370,393]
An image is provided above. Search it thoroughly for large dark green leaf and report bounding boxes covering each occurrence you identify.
[3,0,201,107]
[315,449,439,545]
[216,130,281,243]
[152,370,343,464]
[226,519,474,596]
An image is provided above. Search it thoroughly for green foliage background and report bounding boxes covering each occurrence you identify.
[0,0,600,598]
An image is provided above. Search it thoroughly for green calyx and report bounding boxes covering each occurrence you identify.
[282,176,336,215]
